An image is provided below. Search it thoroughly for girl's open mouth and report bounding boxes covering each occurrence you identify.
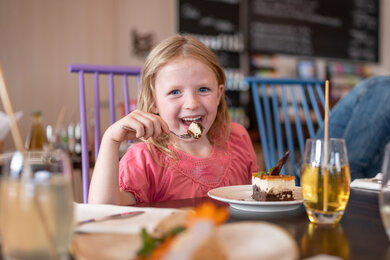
[181,116,202,127]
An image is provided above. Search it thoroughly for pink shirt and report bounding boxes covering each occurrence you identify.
[119,122,259,203]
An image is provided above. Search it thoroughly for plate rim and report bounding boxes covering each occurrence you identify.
[208,185,303,207]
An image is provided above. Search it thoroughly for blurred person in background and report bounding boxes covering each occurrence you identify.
[316,75,390,180]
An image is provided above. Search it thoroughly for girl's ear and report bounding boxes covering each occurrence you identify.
[218,84,225,105]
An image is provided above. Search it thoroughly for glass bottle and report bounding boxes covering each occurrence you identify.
[25,111,46,150]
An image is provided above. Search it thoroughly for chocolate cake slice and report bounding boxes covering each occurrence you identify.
[252,175,295,201]
[252,151,295,201]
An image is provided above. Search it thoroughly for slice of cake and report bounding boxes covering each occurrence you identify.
[252,174,295,201]
[252,151,295,201]
[187,122,204,139]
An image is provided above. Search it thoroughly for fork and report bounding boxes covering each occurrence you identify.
[122,125,192,139]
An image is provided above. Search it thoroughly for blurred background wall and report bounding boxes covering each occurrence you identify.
[0,0,175,151]
[0,0,389,151]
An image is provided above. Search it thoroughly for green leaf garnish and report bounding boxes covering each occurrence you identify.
[254,167,277,177]
[136,226,186,258]
[137,228,162,257]
[254,171,267,177]
[167,226,186,237]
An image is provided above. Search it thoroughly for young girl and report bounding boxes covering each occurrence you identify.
[88,34,259,205]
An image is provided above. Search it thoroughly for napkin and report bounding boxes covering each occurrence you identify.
[74,203,182,234]
[350,173,382,192]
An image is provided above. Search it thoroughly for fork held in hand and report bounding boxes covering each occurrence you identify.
[122,125,192,139]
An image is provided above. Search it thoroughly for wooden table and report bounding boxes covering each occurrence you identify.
[135,188,389,260]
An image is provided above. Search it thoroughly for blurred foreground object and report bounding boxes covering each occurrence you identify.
[0,149,74,259]
[137,203,228,260]
[0,111,23,152]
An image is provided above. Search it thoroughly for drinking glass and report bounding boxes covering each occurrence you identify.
[0,149,74,260]
[0,152,15,243]
[301,138,351,225]
[379,142,390,240]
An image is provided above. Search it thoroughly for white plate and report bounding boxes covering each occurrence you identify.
[208,185,303,212]
[73,221,299,260]
[218,222,299,260]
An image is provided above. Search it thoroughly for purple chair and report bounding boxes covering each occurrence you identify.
[69,64,142,203]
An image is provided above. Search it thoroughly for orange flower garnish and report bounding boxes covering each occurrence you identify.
[185,202,229,227]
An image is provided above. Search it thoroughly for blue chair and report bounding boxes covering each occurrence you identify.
[245,77,325,179]
[70,64,142,203]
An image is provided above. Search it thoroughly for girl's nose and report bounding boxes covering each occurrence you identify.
[183,93,200,110]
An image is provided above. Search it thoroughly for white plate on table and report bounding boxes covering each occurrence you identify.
[72,222,299,260]
[218,222,299,260]
[208,185,303,212]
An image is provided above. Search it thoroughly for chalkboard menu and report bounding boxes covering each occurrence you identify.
[247,0,379,62]
[178,0,240,35]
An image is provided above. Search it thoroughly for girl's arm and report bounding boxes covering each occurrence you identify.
[88,110,169,205]
[88,131,135,205]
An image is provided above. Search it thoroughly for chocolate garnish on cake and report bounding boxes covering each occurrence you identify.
[270,151,290,175]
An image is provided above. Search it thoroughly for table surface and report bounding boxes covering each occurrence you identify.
[135,188,389,260]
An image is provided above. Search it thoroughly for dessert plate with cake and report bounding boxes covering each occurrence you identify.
[208,185,302,212]
[209,151,303,212]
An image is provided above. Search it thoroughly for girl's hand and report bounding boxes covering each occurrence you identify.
[106,110,170,143]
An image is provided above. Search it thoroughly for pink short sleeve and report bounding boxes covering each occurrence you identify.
[119,142,164,203]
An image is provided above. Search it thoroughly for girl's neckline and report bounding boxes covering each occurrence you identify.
[171,143,216,159]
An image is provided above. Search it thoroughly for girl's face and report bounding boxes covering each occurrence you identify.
[153,56,224,142]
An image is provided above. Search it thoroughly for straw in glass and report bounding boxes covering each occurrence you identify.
[323,80,330,212]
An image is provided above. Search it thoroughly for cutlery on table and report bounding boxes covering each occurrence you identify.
[77,211,145,226]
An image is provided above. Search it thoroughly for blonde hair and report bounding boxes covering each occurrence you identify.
[137,34,230,157]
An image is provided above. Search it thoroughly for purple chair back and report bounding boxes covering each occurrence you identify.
[69,64,142,203]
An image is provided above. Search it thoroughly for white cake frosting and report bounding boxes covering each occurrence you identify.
[252,175,295,194]
[187,122,203,139]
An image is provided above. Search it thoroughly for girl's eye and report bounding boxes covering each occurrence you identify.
[169,89,180,95]
[199,87,210,93]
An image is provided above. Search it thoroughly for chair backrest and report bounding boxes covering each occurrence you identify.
[69,64,142,203]
[245,77,325,179]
